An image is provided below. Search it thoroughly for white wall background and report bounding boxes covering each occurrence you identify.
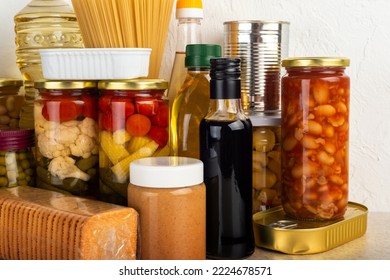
[0,0,389,212]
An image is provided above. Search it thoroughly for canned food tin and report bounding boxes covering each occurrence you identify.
[34,80,99,198]
[250,115,282,213]
[253,202,367,254]
[281,57,350,221]
[98,79,168,205]
[224,21,289,113]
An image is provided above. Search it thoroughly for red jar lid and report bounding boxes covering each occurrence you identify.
[0,129,35,150]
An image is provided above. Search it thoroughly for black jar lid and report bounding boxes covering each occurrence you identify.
[0,129,35,150]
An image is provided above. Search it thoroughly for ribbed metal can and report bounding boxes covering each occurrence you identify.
[224,21,289,114]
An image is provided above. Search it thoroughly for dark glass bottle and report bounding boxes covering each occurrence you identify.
[200,58,254,259]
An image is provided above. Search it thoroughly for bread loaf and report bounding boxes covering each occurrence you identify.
[0,186,138,260]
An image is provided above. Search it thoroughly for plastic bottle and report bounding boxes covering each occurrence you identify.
[199,58,254,259]
[166,0,203,109]
[14,0,83,129]
[170,44,221,158]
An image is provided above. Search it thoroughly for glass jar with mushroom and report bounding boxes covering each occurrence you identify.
[281,57,350,221]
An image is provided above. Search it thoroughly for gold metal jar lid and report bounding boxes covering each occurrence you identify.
[98,79,168,90]
[0,78,23,88]
[282,57,350,67]
[34,80,97,89]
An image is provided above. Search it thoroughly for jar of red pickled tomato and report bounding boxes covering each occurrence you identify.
[97,79,169,205]
[34,80,99,198]
[281,57,350,221]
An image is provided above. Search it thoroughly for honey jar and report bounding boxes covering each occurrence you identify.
[281,57,350,221]
[128,156,206,260]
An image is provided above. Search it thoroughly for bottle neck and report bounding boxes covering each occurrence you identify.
[187,66,210,73]
[205,98,246,122]
[176,18,202,52]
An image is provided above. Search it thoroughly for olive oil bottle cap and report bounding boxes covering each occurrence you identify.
[185,44,222,67]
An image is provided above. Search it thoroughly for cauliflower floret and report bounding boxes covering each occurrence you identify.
[70,134,98,158]
[78,117,98,138]
[54,124,80,146]
[48,156,90,181]
[37,133,70,159]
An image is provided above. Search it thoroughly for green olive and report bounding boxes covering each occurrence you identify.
[20,159,31,169]
[0,166,6,176]
[0,176,8,187]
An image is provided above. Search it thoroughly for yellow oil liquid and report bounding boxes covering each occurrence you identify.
[167,52,187,108]
[170,70,210,159]
[14,0,83,128]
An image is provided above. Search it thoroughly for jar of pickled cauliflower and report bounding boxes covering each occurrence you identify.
[98,79,169,205]
[34,80,99,198]
[128,156,205,260]
[281,57,350,221]
[249,115,282,213]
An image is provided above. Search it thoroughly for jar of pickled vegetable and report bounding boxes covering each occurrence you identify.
[0,129,35,188]
[34,80,99,198]
[281,57,350,221]
[249,115,282,213]
[0,78,25,128]
[97,79,169,205]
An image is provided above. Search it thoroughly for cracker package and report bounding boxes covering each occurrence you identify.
[0,186,138,260]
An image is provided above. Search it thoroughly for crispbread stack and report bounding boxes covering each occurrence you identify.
[0,186,138,260]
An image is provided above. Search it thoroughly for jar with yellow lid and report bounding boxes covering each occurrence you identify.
[281,57,350,221]
[98,79,169,205]
[34,80,99,198]
[0,129,35,188]
[249,115,282,214]
[128,156,206,260]
[0,79,25,128]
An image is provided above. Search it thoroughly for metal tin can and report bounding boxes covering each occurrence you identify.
[128,156,206,260]
[0,129,35,188]
[34,80,99,198]
[250,115,282,213]
[281,57,350,221]
[98,79,168,205]
[224,21,289,113]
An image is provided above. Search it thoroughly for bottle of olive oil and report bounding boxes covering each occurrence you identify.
[200,58,254,259]
[170,44,221,158]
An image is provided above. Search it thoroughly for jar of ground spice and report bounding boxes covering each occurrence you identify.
[128,156,205,260]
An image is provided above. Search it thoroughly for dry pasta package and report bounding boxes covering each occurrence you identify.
[71,0,175,78]
[0,186,139,260]
[250,116,282,214]
[281,57,350,221]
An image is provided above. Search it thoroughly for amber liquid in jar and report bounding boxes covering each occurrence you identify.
[281,59,350,221]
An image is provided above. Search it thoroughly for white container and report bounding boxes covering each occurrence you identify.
[39,48,151,80]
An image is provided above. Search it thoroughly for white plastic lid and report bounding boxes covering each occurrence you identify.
[176,8,203,19]
[130,156,204,188]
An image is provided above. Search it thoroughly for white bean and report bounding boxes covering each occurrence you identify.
[314,104,336,117]
[283,136,298,151]
[306,120,322,135]
[317,150,335,166]
[301,135,320,149]
[313,84,329,105]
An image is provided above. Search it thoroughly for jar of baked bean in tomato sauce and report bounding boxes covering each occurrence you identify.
[98,79,169,205]
[281,57,350,221]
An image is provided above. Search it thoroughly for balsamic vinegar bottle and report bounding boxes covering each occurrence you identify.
[200,58,254,259]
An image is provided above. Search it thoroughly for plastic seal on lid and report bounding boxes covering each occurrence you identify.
[176,0,203,19]
[130,156,203,188]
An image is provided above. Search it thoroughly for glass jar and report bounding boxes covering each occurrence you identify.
[0,79,25,129]
[128,156,205,260]
[98,79,168,205]
[34,80,99,198]
[281,57,350,221]
[249,115,282,213]
[0,129,35,188]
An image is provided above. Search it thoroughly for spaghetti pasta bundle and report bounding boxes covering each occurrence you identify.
[71,0,175,78]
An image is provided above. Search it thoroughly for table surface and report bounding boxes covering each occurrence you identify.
[248,212,390,260]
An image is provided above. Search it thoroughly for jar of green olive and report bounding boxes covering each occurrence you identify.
[249,115,282,213]
[0,129,35,188]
